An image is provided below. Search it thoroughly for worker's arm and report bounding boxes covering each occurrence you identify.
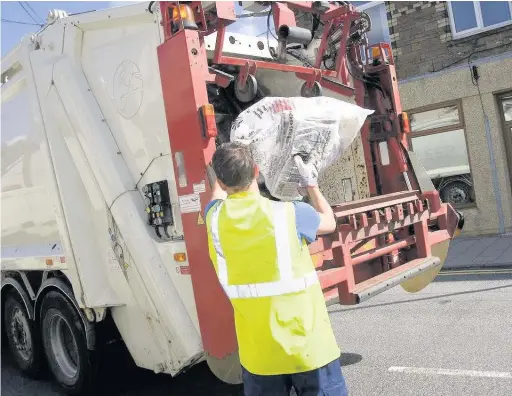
[306,186,336,235]
[294,156,336,236]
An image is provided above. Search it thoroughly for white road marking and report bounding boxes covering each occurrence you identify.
[388,366,512,379]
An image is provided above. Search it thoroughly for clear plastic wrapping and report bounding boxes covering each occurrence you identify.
[230,97,374,200]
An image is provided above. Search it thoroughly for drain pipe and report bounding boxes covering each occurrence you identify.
[483,113,505,234]
[471,61,505,234]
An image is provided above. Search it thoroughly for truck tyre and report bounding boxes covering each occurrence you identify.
[40,291,95,395]
[440,181,471,206]
[3,291,44,377]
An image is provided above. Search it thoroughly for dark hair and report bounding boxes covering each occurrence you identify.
[212,142,255,190]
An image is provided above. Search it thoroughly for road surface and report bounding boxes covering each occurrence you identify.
[2,270,512,396]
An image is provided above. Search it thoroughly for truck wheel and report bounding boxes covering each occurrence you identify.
[4,291,44,377]
[235,74,258,103]
[300,81,323,97]
[40,291,94,395]
[440,181,471,206]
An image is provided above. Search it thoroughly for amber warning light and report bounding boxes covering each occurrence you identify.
[199,104,218,139]
[170,4,198,32]
[400,112,411,134]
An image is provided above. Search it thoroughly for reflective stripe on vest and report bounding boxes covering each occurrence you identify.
[210,200,319,299]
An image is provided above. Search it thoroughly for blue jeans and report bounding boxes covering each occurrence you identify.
[242,358,348,396]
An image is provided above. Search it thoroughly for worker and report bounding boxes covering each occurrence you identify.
[205,142,348,396]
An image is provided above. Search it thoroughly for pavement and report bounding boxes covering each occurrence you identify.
[444,234,512,269]
[2,270,512,396]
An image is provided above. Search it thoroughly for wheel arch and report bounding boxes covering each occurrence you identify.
[437,175,473,191]
[34,277,96,350]
[2,276,34,320]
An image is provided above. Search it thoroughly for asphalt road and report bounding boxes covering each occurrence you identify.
[2,270,512,396]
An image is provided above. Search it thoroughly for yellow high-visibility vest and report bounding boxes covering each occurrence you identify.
[206,192,340,375]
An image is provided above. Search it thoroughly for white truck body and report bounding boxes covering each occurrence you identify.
[2,2,203,375]
[411,130,471,180]
[1,1,369,377]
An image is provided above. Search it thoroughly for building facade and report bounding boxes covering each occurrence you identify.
[382,1,512,236]
[297,1,512,236]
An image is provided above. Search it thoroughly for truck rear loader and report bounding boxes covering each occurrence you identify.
[1,1,464,394]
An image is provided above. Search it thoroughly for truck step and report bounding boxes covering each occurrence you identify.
[351,256,441,304]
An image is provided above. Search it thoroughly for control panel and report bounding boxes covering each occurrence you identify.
[142,180,174,239]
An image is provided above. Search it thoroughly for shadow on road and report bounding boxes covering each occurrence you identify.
[435,271,512,282]
[1,347,243,396]
[339,352,363,367]
[329,283,512,314]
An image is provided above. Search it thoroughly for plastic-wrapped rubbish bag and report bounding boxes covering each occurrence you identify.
[230,96,374,201]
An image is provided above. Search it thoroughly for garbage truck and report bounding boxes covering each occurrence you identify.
[1,1,464,394]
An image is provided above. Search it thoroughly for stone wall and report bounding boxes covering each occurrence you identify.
[387,1,512,80]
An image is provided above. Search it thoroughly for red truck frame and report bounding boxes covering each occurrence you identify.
[156,1,462,362]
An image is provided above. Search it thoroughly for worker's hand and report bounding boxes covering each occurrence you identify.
[294,155,318,188]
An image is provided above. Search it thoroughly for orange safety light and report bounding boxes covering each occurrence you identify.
[171,4,198,31]
[400,112,411,134]
[199,104,218,139]
[371,46,380,59]
[174,253,187,262]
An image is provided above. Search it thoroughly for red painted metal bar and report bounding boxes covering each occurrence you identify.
[316,77,355,97]
[215,55,338,78]
[351,236,415,266]
[334,191,421,217]
[335,21,351,85]
[321,4,354,21]
[315,20,334,69]
[336,243,356,304]
[428,230,451,245]
[354,72,377,195]
[157,28,237,360]
[318,267,347,289]
[282,1,318,12]
[212,24,226,64]
[414,218,432,258]
[272,2,297,28]
[339,212,429,243]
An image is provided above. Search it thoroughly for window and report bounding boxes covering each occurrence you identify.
[448,1,512,39]
[408,101,476,208]
[498,93,512,189]
[501,94,512,122]
[353,1,390,45]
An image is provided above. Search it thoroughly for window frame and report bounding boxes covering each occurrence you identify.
[496,91,512,190]
[354,1,385,12]
[407,100,465,137]
[448,1,512,40]
[407,100,477,209]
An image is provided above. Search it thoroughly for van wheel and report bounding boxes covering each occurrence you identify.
[4,291,44,377]
[440,181,471,206]
[40,291,95,395]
